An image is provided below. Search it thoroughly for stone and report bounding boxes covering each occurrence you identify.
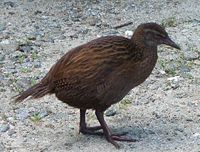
[152,111,161,119]
[86,17,98,26]
[33,61,42,68]
[0,142,5,151]
[180,65,190,73]
[8,130,16,136]
[4,1,16,7]
[167,76,182,89]
[194,60,200,65]
[0,23,6,31]
[0,124,9,132]
[175,127,184,132]
[18,45,33,53]
[184,50,199,61]
[0,54,5,61]
[0,41,19,54]
[105,109,117,117]
[16,109,30,121]
[186,118,193,122]
[0,39,10,45]
[38,110,49,118]
[125,30,133,38]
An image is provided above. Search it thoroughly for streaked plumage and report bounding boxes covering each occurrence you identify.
[15,23,180,148]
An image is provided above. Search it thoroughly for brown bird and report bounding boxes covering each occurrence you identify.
[15,23,180,148]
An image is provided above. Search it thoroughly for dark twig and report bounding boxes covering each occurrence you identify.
[114,21,133,29]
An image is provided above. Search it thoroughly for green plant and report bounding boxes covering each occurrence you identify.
[119,98,132,109]
[158,59,167,69]
[29,77,37,85]
[17,54,27,64]
[31,51,39,60]
[161,17,177,27]
[165,67,177,76]
[30,112,41,123]
[1,114,8,121]
[11,79,23,93]
[20,67,32,73]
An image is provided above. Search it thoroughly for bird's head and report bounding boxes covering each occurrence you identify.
[132,23,180,50]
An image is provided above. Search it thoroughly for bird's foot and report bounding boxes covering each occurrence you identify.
[79,126,103,135]
[111,134,138,142]
[106,134,138,149]
[111,131,138,141]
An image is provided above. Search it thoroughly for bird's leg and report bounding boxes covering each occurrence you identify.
[95,110,120,148]
[95,110,137,148]
[79,109,102,135]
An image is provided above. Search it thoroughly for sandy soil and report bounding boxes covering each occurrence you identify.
[0,0,200,151]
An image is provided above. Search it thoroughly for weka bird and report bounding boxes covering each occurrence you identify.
[15,23,180,148]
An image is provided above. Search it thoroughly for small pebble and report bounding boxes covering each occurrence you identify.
[4,1,16,7]
[0,54,5,61]
[152,111,161,119]
[18,45,33,53]
[159,70,166,75]
[192,133,200,138]
[34,61,42,68]
[125,30,133,38]
[0,23,6,31]
[167,76,180,81]
[86,17,98,26]
[105,109,117,117]
[184,50,199,61]
[175,127,184,132]
[0,142,5,151]
[38,110,49,118]
[8,130,16,136]
[0,124,10,132]
[186,118,193,122]
[0,39,10,45]
[194,60,200,65]
[16,109,29,121]
[180,65,190,73]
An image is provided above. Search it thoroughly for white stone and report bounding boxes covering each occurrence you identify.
[125,30,133,38]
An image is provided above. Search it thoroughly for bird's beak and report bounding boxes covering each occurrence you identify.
[163,37,181,50]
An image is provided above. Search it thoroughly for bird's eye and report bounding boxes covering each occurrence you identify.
[155,34,165,39]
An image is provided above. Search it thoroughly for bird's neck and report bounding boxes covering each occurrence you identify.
[131,36,157,58]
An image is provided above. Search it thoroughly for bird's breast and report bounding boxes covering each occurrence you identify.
[96,53,158,106]
[128,53,158,87]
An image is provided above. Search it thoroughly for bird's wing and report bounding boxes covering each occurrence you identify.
[45,36,142,100]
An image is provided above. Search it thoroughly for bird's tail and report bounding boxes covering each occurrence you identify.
[14,79,52,103]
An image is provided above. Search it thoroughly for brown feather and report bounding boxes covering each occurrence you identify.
[14,23,179,111]
[13,23,181,147]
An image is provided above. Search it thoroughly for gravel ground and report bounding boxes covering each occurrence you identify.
[0,0,200,151]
